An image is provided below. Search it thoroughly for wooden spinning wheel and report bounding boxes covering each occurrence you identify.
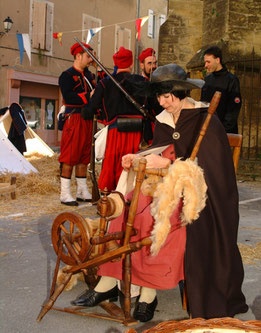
[37,90,222,327]
[51,211,93,266]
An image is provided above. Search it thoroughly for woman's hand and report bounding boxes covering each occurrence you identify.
[145,154,171,169]
[122,154,137,171]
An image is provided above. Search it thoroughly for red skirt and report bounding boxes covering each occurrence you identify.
[99,192,186,289]
[98,128,142,191]
[59,114,92,166]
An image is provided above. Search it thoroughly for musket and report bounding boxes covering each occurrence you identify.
[74,38,155,123]
[88,113,100,203]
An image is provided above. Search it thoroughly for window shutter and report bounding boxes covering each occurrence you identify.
[45,2,53,52]
[148,9,155,39]
[32,1,47,49]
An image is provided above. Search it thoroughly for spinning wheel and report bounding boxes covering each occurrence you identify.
[51,212,93,266]
[37,92,222,326]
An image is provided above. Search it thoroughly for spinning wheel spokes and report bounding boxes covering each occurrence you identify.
[51,212,92,265]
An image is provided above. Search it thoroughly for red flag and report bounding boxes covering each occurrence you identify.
[136,18,142,41]
[53,32,63,45]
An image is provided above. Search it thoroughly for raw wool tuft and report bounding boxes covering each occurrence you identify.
[150,158,208,256]
[141,174,162,197]
[57,265,85,291]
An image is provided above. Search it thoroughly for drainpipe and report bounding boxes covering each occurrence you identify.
[135,0,141,74]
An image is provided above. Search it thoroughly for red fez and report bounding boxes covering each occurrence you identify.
[138,48,156,62]
[113,47,133,69]
[70,42,93,56]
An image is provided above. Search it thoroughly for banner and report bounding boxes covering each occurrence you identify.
[53,32,63,45]
[22,34,31,64]
[16,33,31,64]
[16,34,24,64]
[136,16,149,40]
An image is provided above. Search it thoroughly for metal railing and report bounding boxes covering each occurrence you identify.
[226,51,261,161]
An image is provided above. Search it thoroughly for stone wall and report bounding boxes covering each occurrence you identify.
[228,0,261,57]
[202,0,229,46]
[202,0,261,59]
[159,0,261,67]
[158,0,203,68]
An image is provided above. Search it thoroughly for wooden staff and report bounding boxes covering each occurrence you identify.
[190,91,221,161]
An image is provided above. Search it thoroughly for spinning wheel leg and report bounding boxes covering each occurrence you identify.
[37,212,99,322]
[50,239,63,297]
[122,254,132,321]
[37,270,73,322]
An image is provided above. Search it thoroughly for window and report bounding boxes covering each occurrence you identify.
[45,99,55,130]
[31,0,53,52]
[148,10,166,40]
[82,14,101,59]
[115,25,131,52]
[20,97,56,130]
[20,97,41,129]
[148,9,155,39]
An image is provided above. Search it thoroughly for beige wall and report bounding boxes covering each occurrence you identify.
[0,0,137,80]
[0,0,151,146]
[0,0,168,146]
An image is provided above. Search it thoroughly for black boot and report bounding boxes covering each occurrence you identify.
[133,296,158,322]
[71,286,118,307]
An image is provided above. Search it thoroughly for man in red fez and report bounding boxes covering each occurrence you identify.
[58,42,96,206]
[138,48,162,141]
[138,48,157,80]
[80,46,146,191]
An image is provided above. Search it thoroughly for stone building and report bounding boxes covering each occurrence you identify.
[159,0,261,160]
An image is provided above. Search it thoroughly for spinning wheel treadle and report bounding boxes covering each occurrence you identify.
[51,211,92,265]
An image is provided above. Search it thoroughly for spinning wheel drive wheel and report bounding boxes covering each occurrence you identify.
[51,211,92,266]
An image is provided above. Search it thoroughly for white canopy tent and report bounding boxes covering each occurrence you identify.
[0,128,37,174]
[0,110,55,158]
[0,107,55,174]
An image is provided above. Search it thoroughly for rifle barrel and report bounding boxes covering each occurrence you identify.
[74,38,155,122]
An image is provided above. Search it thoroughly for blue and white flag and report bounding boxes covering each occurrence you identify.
[86,27,102,44]
[16,33,31,65]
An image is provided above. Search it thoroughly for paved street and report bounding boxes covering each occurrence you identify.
[0,181,260,333]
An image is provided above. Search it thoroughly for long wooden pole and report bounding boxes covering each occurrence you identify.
[190,91,221,161]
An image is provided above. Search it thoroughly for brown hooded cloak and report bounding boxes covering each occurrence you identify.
[151,105,248,318]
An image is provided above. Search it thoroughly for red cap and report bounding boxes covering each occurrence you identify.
[138,48,156,62]
[113,47,133,69]
[70,42,93,56]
